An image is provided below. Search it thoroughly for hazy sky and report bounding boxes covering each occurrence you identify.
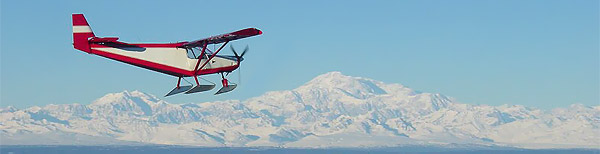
[1,0,598,109]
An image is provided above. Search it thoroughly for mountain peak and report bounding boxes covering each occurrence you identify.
[294,71,388,98]
[0,106,18,113]
[315,71,344,78]
[89,90,159,116]
[91,90,159,105]
[304,71,366,85]
[307,71,350,82]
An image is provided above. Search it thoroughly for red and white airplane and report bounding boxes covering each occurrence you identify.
[72,14,262,96]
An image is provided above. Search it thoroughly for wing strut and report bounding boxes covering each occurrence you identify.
[192,42,208,75]
[194,41,229,75]
[181,41,229,95]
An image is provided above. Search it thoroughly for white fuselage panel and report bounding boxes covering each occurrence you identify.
[92,47,238,71]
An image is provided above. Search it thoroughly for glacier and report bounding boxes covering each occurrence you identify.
[1,72,598,149]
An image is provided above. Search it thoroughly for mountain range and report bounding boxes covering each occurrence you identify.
[1,72,598,149]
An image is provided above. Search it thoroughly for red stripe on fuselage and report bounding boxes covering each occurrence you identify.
[89,49,239,77]
[90,42,187,48]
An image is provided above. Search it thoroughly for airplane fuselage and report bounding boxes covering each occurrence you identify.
[87,42,240,77]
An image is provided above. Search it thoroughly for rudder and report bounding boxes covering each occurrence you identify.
[72,14,95,53]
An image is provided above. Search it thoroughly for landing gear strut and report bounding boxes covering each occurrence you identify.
[165,77,193,97]
[221,73,229,87]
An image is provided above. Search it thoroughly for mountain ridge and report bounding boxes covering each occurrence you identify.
[1,72,598,149]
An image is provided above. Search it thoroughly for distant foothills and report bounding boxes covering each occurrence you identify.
[1,72,598,149]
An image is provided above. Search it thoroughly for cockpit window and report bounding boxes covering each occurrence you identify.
[186,48,208,59]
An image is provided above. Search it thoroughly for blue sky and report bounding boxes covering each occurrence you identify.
[1,0,598,109]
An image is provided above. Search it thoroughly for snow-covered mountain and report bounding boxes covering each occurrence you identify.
[1,72,598,149]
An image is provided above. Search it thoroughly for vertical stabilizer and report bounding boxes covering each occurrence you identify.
[72,14,95,53]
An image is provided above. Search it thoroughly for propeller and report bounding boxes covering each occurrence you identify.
[230,45,249,62]
[230,45,249,85]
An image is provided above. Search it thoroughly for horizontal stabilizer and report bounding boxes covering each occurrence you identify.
[88,37,132,46]
[89,37,119,43]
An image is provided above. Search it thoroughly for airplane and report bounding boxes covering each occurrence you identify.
[72,14,262,96]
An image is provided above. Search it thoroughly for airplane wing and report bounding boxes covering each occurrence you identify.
[180,28,262,48]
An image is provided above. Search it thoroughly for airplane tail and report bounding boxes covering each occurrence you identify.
[72,14,95,53]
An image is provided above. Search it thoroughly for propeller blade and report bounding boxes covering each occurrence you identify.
[230,45,239,58]
[240,45,249,57]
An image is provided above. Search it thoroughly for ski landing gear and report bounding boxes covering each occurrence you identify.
[165,76,216,97]
[164,73,236,97]
[165,77,193,97]
[185,75,216,94]
[215,73,237,95]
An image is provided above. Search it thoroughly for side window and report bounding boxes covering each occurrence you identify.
[186,48,209,59]
[186,48,196,59]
